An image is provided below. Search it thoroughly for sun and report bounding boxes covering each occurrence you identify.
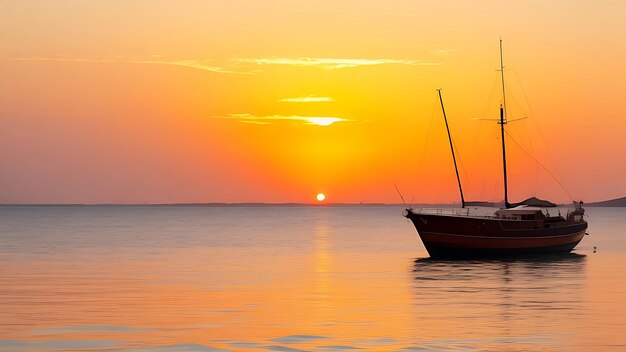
[316,193,326,202]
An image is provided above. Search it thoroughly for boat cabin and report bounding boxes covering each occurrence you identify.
[495,206,546,221]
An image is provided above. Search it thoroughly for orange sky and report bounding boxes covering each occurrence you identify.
[1,0,625,204]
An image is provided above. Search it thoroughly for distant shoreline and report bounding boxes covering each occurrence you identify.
[583,196,626,207]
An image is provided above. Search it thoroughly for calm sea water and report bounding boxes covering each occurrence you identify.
[1,205,625,351]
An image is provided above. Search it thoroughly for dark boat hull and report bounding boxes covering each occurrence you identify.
[406,211,587,258]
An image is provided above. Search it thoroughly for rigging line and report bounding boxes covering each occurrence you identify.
[510,69,541,155]
[466,125,482,179]
[504,80,528,118]
[491,172,501,204]
[506,114,540,188]
[480,73,501,119]
[413,95,439,205]
[416,97,438,173]
[468,73,499,180]
[504,130,574,201]
[505,70,541,192]
[512,68,535,116]
[479,152,491,200]
[480,169,489,200]
[503,80,535,157]
[512,68,571,197]
[479,128,500,200]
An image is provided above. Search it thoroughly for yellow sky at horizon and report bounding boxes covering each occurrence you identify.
[1,0,625,203]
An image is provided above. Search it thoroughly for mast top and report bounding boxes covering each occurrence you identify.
[499,38,507,121]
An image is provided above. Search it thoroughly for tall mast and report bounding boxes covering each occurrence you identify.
[499,39,511,208]
[437,89,465,208]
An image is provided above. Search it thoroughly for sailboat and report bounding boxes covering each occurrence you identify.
[404,40,588,258]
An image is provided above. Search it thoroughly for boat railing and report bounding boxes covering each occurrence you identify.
[415,207,497,218]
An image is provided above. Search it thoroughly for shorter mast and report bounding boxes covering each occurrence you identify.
[437,89,465,208]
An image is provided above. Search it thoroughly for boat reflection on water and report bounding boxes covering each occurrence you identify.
[408,253,588,350]
[413,252,586,279]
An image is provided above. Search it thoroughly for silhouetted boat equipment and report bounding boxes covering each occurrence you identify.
[405,40,588,258]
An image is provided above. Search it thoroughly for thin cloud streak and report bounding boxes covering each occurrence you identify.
[429,49,456,55]
[133,59,255,74]
[278,96,335,103]
[8,56,254,74]
[234,57,441,69]
[239,120,272,125]
[8,55,440,72]
[213,113,351,126]
[12,56,109,63]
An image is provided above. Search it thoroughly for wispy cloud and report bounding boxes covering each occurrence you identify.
[132,59,254,74]
[7,55,441,73]
[278,96,335,103]
[239,120,272,125]
[214,113,350,126]
[429,49,456,55]
[8,56,254,74]
[234,57,440,69]
[11,56,106,63]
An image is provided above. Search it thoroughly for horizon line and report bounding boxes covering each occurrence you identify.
[0,202,410,207]
[0,199,621,207]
